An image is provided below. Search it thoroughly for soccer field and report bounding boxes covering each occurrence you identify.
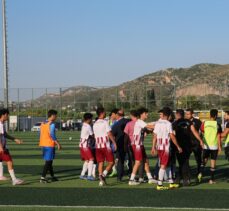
[0,132,229,211]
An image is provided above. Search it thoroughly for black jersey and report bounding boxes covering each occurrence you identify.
[173,118,193,151]
[190,118,202,146]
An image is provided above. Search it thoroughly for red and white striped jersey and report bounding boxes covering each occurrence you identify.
[93,119,111,149]
[154,119,173,152]
[133,119,147,146]
[79,123,93,148]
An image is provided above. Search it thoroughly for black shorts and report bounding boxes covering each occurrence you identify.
[203,149,218,161]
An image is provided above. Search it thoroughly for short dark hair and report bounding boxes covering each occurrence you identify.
[96,107,105,116]
[48,109,58,118]
[0,108,9,117]
[83,113,93,121]
[161,107,172,117]
[117,109,125,117]
[130,110,138,118]
[225,111,229,115]
[186,108,194,114]
[109,108,119,117]
[176,109,185,118]
[210,109,218,118]
[137,107,148,117]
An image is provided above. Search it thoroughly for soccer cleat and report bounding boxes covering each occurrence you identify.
[139,178,146,183]
[87,176,95,181]
[40,177,49,184]
[0,176,9,181]
[99,175,106,185]
[99,175,106,186]
[156,185,169,190]
[128,180,140,186]
[80,175,88,180]
[99,181,105,186]
[109,170,117,178]
[148,178,158,184]
[209,180,216,185]
[169,183,180,189]
[51,177,59,182]
[197,173,202,183]
[12,179,24,186]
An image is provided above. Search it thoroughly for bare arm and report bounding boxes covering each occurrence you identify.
[108,131,117,151]
[5,132,23,144]
[217,134,222,153]
[55,140,62,150]
[151,133,157,156]
[191,125,204,148]
[0,134,3,152]
[170,133,182,153]
[221,128,229,138]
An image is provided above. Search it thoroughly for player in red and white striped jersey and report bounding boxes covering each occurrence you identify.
[79,113,95,181]
[152,108,182,190]
[93,107,117,186]
[129,107,155,185]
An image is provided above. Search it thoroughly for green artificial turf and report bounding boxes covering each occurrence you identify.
[0,132,228,210]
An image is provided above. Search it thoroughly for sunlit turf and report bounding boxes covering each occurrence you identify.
[0,131,228,210]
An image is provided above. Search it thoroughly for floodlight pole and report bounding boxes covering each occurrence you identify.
[2,0,9,109]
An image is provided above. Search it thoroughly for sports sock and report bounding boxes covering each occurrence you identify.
[92,164,96,177]
[158,168,165,186]
[0,162,3,177]
[42,161,49,178]
[130,173,135,181]
[112,165,117,173]
[88,160,94,177]
[168,167,174,184]
[9,169,17,181]
[210,168,215,181]
[48,161,54,177]
[146,172,153,180]
[81,161,88,176]
[102,170,108,177]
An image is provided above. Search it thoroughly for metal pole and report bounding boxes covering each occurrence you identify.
[2,0,9,109]
[17,88,20,132]
[45,88,48,119]
[59,88,62,131]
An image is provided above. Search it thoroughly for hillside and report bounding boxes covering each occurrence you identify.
[27,63,229,110]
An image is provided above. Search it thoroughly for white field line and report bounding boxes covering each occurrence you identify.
[0,205,228,210]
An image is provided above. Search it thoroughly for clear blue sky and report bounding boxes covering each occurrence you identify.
[0,0,229,88]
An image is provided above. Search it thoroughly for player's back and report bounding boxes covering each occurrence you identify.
[93,119,109,138]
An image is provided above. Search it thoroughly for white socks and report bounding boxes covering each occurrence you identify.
[112,165,117,173]
[92,164,96,177]
[81,161,88,176]
[158,168,166,186]
[0,162,3,177]
[168,167,174,184]
[9,169,17,181]
[102,170,108,177]
[147,172,153,180]
[87,161,94,177]
[130,173,135,181]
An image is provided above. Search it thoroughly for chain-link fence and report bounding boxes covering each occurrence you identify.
[0,85,228,131]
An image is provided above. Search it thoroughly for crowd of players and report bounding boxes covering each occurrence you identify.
[78,107,229,190]
[0,107,229,190]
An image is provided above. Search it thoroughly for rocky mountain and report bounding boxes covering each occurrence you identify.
[30,63,229,110]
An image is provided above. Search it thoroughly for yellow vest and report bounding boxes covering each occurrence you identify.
[203,121,218,149]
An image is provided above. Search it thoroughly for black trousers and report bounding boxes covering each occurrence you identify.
[176,149,191,182]
[42,160,54,178]
[191,144,203,175]
[116,148,126,180]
